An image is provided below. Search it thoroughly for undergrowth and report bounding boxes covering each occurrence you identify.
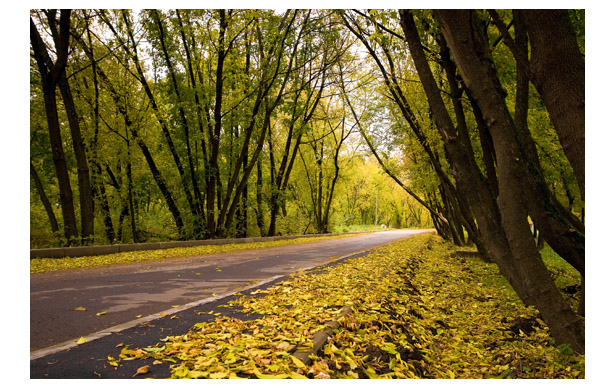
[110,233,583,379]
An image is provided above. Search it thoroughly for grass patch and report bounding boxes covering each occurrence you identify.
[331,224,385,233]
[30,233,365,274]
[111,233,584,379]
[457,245,582,310]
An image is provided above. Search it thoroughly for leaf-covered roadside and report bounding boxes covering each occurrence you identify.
[112,234,584,378]
[30,234,364,274]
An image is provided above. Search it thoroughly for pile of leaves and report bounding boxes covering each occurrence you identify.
[30,234,363,274]
[112,233,584,378]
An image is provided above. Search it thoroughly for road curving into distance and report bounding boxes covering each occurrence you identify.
[30,229,433,359]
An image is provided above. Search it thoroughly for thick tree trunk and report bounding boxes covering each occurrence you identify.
[434,9,584,353]
[30,11,79,245]
[519,10,585,200]
[41,85,79,244]
[344,13,486,252]
[400,11,507,267]
[491,10,585,276]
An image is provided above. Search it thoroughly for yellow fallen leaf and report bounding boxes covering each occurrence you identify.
[290,355,306,369]
[77,336,87,344]
[74,306,87,311]
[96,311,107,316]
[289,371,308,379]
[135,315,143,318]
[133,365,150,377]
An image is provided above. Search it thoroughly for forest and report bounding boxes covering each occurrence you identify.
[30,9,585,352]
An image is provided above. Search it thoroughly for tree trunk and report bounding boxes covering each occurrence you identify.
[204,10,228,237]
[400,11,504,266]
[434,9,584,353]
[57,71,95,245]
[519,10,585,201]
[490,10,585,276]
[30,162,60,234]
[255,155,266,236]
[119,10,196,239]
[30,11,79,245]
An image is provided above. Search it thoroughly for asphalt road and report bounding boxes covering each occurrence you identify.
[30,229,431,378]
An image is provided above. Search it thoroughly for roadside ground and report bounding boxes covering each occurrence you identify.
[32,233,584,379]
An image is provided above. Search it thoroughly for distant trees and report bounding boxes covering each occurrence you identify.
[30,9,419,246]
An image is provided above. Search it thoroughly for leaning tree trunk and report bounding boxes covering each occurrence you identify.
[30,162,60,235]
[434,9,584,353]
[519,10,585,201]
[489,10,585,277]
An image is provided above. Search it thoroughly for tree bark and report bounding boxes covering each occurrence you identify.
[519,10,585,201]
[344,12,487,255]
[255,155,266,236]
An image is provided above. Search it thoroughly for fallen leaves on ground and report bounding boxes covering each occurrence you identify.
[112,234,584,379]
[133,365,150,377]
[30,234,365,274]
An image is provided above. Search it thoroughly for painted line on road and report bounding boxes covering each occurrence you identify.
[30,275,285,361]
[30,239,416,361]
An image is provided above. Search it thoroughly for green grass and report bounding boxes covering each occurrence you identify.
[331,224,386,233]
[462,244,582,310]
[30,233,366,274]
